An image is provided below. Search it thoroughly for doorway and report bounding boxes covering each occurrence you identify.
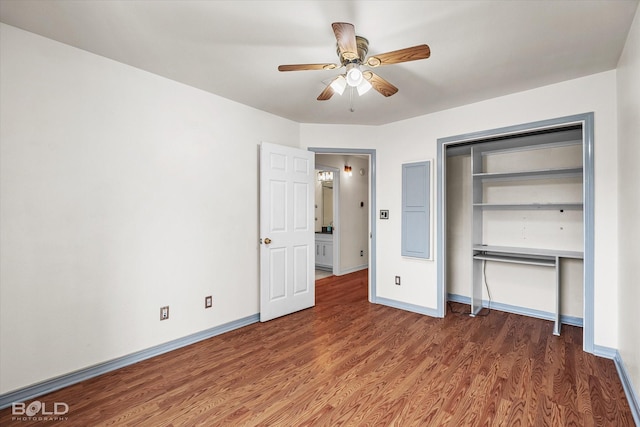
[309,148,377,303]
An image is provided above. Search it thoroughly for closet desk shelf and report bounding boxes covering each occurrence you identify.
[471,245,583,336]
[472,245,583,259]
[473,253,556,267]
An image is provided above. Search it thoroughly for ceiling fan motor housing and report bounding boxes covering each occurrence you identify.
[337,35,369,65]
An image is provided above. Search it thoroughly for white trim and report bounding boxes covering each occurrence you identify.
[0,314,259,410]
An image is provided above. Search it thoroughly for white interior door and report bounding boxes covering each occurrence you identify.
[260,142,315,322]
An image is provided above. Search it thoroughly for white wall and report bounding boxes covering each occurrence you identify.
[0,24,299,394]
[315,154,369,274]
[616,5,640,405]
[302,70,619,348]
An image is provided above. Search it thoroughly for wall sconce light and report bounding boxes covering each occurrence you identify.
[344,165,352,176]
[318,171,333,182]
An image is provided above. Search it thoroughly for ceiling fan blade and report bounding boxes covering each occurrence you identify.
[363,71,398,97]
[365,44,431,67]
[332,22,359,61]
[317,84,335,101]
[278,63,337,72]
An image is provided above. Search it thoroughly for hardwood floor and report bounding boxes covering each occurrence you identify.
[1,269,633,426]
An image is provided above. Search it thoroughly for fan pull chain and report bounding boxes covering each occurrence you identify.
[349,86,355,112]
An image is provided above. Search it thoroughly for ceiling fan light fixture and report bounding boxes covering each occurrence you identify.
[357,78,372,96]
[345,63,363,87]
[330,75,347,95]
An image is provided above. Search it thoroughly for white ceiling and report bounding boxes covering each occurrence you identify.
[1,0,637,126]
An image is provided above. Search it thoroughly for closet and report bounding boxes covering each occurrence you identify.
[446,125,585,335]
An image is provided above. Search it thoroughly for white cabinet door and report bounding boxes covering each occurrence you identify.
[323,242,333,267]
[315,238,333,268]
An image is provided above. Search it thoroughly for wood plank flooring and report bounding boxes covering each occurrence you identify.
[1,269,634,426]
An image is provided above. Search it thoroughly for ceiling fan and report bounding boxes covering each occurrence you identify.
[278,22,431,103]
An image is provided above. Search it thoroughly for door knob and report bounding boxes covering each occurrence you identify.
[264,238,272,244]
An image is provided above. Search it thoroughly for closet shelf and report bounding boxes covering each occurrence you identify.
[472,202,583,210]
[472,166,583,181]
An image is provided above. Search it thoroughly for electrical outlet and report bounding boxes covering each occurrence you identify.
[205,296,213,308]
[395,276,401,286]
[160,306,169,320]
[360,250,364,257]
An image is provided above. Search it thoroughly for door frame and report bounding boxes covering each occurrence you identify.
[436,112,595,353]
[309,148,377,303]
